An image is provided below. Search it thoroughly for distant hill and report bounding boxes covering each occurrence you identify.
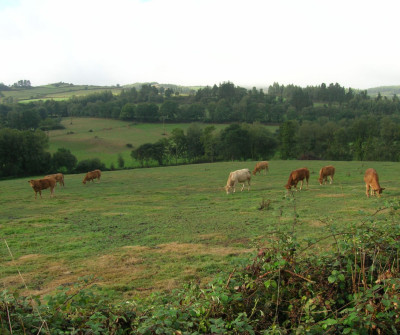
[367,85,400,97]
[0,82,203,103]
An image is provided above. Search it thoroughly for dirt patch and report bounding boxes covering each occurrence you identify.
[153,242,252,257]
[18,254,42,262]
[317,193,345,198]
[310,220,326,227]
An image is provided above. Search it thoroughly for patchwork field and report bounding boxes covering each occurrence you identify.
[1,160,397,301]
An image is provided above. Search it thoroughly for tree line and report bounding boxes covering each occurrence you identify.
[1,81,400,178]
[1,82,399,129]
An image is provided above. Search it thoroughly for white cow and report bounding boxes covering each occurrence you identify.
[225,168,251,194]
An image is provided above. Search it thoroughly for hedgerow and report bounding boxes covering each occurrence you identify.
[1,201,399,334]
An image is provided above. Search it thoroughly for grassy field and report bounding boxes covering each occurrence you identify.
[49,118,279,168]
[0,84,122,103]
[1,160,398,301]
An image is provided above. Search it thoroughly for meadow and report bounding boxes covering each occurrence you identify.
[0,84,121,103]
[49,118,279,168]
[1,159,397,302]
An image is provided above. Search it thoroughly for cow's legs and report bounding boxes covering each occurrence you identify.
[365,184,370,197]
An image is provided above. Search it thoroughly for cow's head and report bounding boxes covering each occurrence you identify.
[82,178,87,184]
[318,177,323,185]
[375,187,385,197]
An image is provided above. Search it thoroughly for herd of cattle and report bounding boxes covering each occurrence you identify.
[28,162,385,199]
[28,169,101,199]
[224,161,385,198]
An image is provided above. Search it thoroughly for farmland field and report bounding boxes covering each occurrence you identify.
[0,84,122,103]
[49,118,279,168]
[1,160,398,301]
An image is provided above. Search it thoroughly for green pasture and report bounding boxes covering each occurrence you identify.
[49,118,278,168]
[1,160,398,301]
[0,85,122,103]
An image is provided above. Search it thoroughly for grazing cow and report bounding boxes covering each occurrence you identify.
[252,161,269,175]
[45,173,65,187]
[82,169,101,184]
[28,178,56,199]
[364,168,385,197]
[318,165,335,185]
[285,168,310,191]
[225,168,251,194]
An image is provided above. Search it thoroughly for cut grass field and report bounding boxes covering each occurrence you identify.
[49,118,279,168]
[1,160,398,301]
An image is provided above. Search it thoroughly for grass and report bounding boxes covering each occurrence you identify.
[0,84,122,103]
[1,159,397,301]
[48,118,279,168]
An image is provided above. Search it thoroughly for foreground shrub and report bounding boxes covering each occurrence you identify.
[1,202,399,334]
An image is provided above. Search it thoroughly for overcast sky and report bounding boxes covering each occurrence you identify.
[1,0,399,89]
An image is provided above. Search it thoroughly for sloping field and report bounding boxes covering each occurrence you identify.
[1,160,398,301]
[49,118,278,168]
[0,84,121,103]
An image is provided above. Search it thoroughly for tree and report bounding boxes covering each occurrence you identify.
[118,154,125,169]
[201,126,218,162]
[135,103,159,122]
[52,148,77,173]
[290,87,312,112]
[0,128,51,177]
[186,124,204,162]
[243,123,277,160]
[220,124,251,161]
[160,100,179,121]
[279,120,298,159]
[120,103,135,120]
[169,128,187,164]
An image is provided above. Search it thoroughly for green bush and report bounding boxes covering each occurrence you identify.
[75,158,106,173]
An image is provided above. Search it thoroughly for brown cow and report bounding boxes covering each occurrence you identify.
[45,173,65,187]
[285,168,310,191]
[364,168,385,197]
[318,165,335,185]
[82,169,101,184]
[28,178,56,199]
[252,161,269,175]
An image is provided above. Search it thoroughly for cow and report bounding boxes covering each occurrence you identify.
[28,177,56,199]
[318,165,335,185]
[285,168,310,192]
[45,173,65,187]
[225,168,251,194]
[364,168,385,197]
[252,161,269,175]
[82,169,101,184]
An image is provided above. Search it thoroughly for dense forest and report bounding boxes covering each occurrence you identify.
[1,81,400,178]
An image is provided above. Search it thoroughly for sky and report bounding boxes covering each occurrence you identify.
[1,0,399,90]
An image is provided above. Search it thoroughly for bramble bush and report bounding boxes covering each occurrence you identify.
[1,201,399,334]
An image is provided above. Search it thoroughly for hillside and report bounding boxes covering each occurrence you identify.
[0,82,202,103]
[367,85,400,97]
